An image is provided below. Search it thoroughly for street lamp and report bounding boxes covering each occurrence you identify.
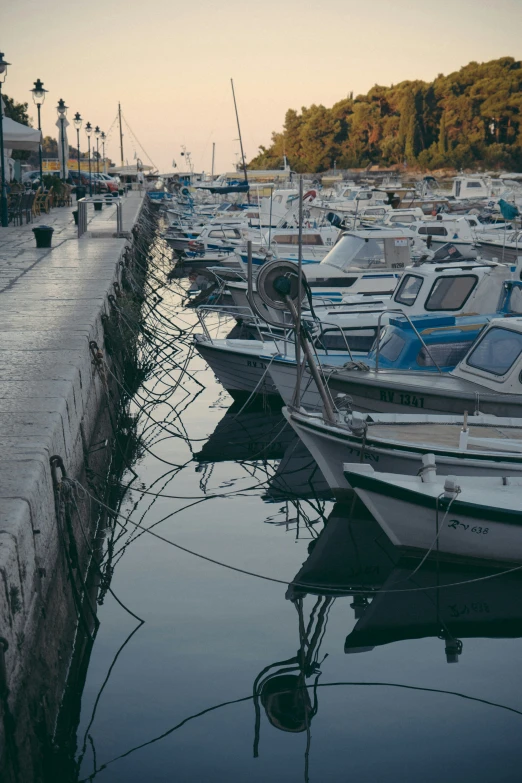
[73,112,83,200]
[101,131,106,175]
[94,126,101,192]
[85,122,92,196]
[30,78,47,188]
[56,98,68,181]
[0,52,11,227]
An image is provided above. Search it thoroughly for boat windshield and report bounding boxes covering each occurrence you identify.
[320,235,388,271]
[466,326,522,376]
[424,275,477,311]
[394,274,423,307]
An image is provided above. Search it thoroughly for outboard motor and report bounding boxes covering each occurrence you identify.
[326,211,343,229]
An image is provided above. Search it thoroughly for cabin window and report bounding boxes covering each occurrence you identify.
[378,330,406,362]
[274,234,324,245]
[364,208,385,216]
[466,326,522,376]
[466,181,482,188]
[390,214,415,224]
[208,230,225,238]
[417,341,473,368]
[316,328,378,353]
[418,226,448,236]
[425,275,477,311]
[394,274,423,307]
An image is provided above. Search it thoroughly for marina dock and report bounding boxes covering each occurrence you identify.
[0,193,144,776]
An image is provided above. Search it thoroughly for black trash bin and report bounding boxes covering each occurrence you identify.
[76,186,87,201]
[93,200,103,212]
[72,210,79,225]
[32,226,54,248]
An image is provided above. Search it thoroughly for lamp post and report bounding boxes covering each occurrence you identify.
[30,78,47,188]
[85,122,92,196]
[73,112,83,200]
[101,131,106,175]
[56,98,68,181]
[0,52,11,228]
[94,126,101,193]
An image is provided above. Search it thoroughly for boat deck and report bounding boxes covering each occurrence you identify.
[368,422,522,451]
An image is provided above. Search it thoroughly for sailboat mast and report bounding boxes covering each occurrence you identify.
[230,78,250,202]
[211,142,215,180]
[118,102,124,166]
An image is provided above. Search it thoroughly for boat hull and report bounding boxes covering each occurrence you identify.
[285,410,522,499]
[347,473,522,563]
[194,340,279,397]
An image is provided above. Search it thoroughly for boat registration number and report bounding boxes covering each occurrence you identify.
[246,359,267,370]
[379,390,425,408]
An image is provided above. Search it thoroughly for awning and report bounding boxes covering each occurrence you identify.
[2,117,42,151]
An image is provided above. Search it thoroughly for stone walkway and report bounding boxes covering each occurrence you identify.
[0,192,145,692]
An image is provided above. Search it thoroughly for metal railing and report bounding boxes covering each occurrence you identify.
[77,196,123,238]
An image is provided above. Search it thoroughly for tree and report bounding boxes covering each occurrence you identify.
[248,57,522,172]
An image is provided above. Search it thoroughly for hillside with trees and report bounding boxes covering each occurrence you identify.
[248,57,522,173]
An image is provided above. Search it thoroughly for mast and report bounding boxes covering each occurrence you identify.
[211,142,215,180]
[118,102,124,167]
[230,78,250,202]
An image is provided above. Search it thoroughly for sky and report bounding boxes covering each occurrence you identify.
[2,0,522,174]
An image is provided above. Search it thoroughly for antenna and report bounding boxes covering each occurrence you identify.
[230,78,250,202]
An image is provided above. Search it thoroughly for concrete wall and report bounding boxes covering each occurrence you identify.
[0,194,148,781]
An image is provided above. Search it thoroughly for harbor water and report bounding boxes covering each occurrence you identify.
[61,223,522,783]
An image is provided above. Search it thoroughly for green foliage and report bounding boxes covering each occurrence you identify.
[248,57,522,172]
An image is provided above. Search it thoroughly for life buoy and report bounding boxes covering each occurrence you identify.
[303,189,317,202]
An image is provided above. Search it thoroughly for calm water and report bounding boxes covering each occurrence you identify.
[72,246,522,783]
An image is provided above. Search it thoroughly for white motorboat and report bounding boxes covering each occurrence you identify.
[322,315,522,417]
[344,457,522,563]
[267,263,522,410]
[283,408,522,499]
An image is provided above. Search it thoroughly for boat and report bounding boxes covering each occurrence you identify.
[344,456,522,563]
[320,315,522,416]
[283,408,522,499]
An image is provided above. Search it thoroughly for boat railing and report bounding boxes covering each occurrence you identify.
[374,309,444,374]
[196,303,295,351]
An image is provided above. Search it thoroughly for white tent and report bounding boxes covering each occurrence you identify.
[1,116,42,151]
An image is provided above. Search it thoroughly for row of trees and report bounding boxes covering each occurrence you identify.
[248,57,522,173]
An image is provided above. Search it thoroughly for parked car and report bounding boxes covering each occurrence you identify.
[22,170,42,185]
[95,173,119,193]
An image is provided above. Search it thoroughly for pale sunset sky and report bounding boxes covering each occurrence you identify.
[2,0,522,173]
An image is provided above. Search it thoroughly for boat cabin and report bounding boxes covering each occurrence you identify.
[368,313,491,372]
[390,261,518,318]
[315,228,414,275]
[452,176,491,201]
[451,316,522,392]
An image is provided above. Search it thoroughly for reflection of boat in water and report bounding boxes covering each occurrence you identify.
[287,501,399,601]
[194,400,293,463]
[265,438,331,501]
[345,558,522,662]
[287,501,522,663]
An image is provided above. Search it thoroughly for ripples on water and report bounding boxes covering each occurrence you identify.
[69,227,522,782]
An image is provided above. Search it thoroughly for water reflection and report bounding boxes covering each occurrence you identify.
[21,225,522,783]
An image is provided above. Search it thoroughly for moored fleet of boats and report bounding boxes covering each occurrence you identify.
[157,171,522,566]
